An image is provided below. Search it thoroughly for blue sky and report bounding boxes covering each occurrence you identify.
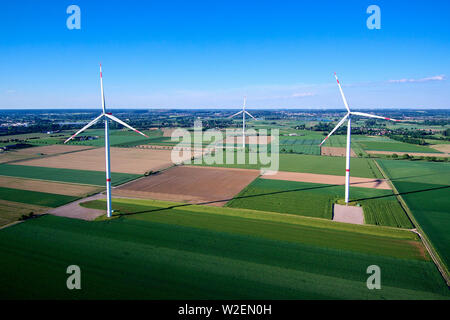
[1,0,449,109]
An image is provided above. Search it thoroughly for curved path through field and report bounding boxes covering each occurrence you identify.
[46,193,105,220]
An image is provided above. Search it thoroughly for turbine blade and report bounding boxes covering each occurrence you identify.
[334,73,350,113]
[319,114,349,146]
[105,113,149,137]
[228,110,243,118]
[245,111,256,120]
[64,114,104,143]
[351,111,399,122]
[100,64,106,113]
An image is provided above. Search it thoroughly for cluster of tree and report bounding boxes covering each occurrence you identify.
[0,123,75,136]
[280,148,308,155]
[388,134,427,145]
[392,128,432,138]
[0,138,29,143]
[423,119,449,126]
[19,212,36,221]
[388,153,449,162]
[364,119,377,127]
[200,119,233,129]
[443,128,450,137]
[312,122,335,132]
[1,143,34,151]
[0,117,237,137]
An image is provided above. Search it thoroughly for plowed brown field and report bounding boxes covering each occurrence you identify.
[0,152,38,164]
[113,165,260,206]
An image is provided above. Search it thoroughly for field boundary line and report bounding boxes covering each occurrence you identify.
[224,171,262,208]
[0,220,24,230]
[374,160,450,286]
[2,146,97,165]
[109,196,417,240]
[0,174,105,187]
[0,174,106,188]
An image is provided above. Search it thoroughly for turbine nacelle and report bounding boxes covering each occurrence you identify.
[64,112,148,144]
[228,97,256,120]
[319,73,400,147]
[64,65,148,144]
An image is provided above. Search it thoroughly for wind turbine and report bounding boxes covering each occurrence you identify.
[228,96,257,148]
[64,64,149,218]
[320,73,399,204]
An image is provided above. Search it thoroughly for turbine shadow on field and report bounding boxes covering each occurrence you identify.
[389,172,449,182]
[350,185,450,203]
[115,179,389,217]
[115,183,337,216]
[114,172,449,217]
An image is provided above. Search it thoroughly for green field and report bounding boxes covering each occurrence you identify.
[360,140,442,153]
[67,129,163,147]
[377,159,450,269]
[279,138,321,155]
[199,153,383,179]
[0,164,140,186]
[0,187,78,208]
[0,131,72,146]
[0,132,57,142]
[361,200,412,229]
[29,137,65,145]
[321,134,442,156]
[319,134,366,155]
[226,179,335,219]
[323,135,354,148]
[67,129,214,148]
[226,178,411,228]
[0,198,447,299]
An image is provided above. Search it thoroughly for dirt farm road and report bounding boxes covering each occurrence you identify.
[47,193,105,220]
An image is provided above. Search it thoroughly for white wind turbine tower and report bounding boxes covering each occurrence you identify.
[228,96,257,148]
[320,73,399,204]
[64,64,149,218]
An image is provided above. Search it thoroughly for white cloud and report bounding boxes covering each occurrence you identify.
[388,75,446,83]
